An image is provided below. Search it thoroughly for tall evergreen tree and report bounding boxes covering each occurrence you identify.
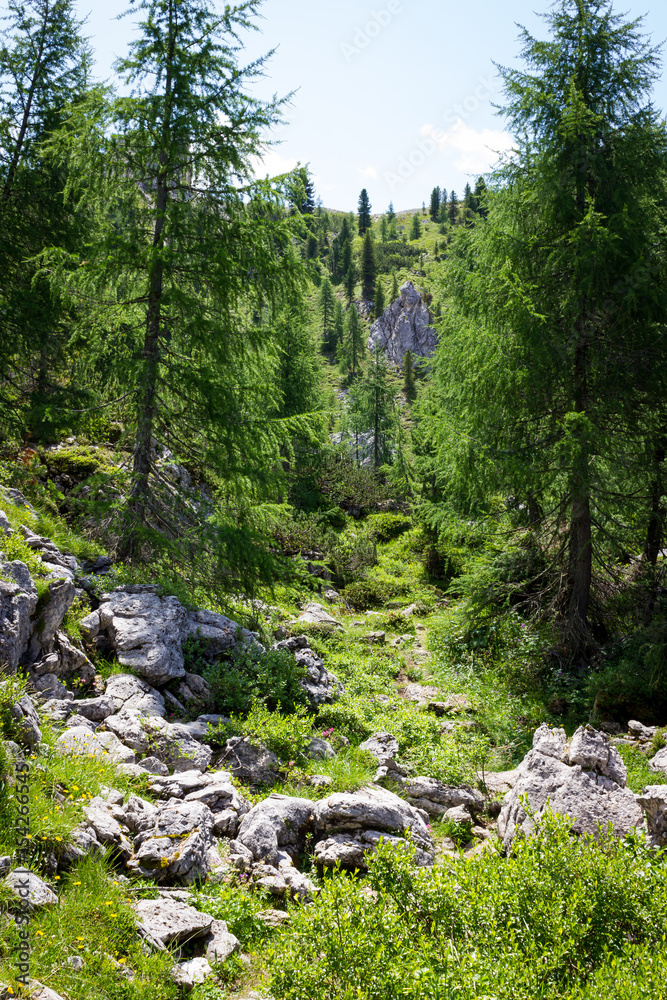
[374,278,385,319]
[0,0,91,439]
[348,346,396,468]
[358,187,372,234]
[429,186,441,221]
[391,272,400,300]
[339,304,364,378]
[380,214,388,242]
[49,0,307,558]
[332,299,345,353]
[403,349,416,403]
[423,0,667,655]
[319,277,336,349]
[360,229,377,300]
[448,190,458,224]
[410,212,421,240]
[344,263,357,305]
[387,201,396,222]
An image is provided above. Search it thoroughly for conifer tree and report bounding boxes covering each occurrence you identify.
[410,213,421,240]
[391,273,400,300]
[360,229,377,300]
[423,0,667,654]
[374,279,385,319]
[348,346,396,468]
[358,188,372,234]
[403,349,416,403]
[0,0,91,439]
[448,190,458,224]
[380,214,388,242]
[339,304,364,378]
[319,277,336,348]
[49,0,307,558]
[429,186,441,221]
[473,176,488,217]
[387,201,396,222]
[333,299,345,352]
[344,263,357,305]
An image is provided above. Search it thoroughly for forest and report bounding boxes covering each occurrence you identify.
[1,0,667,998]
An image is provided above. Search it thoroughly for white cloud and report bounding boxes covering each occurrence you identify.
[420,120,514,174]
[250,148,299,178]
[359,165,378,181]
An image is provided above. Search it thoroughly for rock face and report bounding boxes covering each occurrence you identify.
[233,794,315,867]
[82,586,261,686]
[134,896,213,946]
[636,786,667,848]
[497,724,644,852]
[367,281,437,366]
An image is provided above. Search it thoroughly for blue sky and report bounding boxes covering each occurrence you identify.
[75,0,667,212]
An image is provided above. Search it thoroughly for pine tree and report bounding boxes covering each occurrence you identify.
[410,213,421,240]
[374,279,385,319]
[319,278,336,349]
[380,214,388,242]
[358,188,372,234]
[49,0,307,559]
[360,229,377,300]
[387,201,396,222]
[429,186,441,221]
[348,346,396,468]
[448,190,458,224]
[391,273,400,300]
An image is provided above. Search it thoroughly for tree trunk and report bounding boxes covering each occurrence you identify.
[118,0,176,558]
[567,330,592,652]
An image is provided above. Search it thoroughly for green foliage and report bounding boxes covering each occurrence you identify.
[616,742,667,794]
[342,580,388,610]
[365,513,412,543]
[269,812,667,1000]
[207,700,314,763]
[192,882,270,949]
[409,213,421,240]
[203,646,308,717]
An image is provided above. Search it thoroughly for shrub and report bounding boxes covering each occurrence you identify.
[192,882,269,948]
[269,811,667,1000]
[203,646,308,716]
[343,580,388,610]
[206,701,314,762]
[365,512,412,542]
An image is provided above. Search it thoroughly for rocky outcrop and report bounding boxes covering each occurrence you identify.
[497,724,644,852]
[271,634,342,707]
[367,281,437,365]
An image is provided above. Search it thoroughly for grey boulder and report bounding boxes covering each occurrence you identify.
[217,736,281,788]
[233,793,315,866]
[134,896,213,946]
[403,776,485,818]
[636,785,667,848]
[5,869,57,909]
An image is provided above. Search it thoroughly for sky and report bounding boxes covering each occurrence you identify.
[74,0,667,213]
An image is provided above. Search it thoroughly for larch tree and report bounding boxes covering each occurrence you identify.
[0,0,91,439]
[347,346,396,468]
[374,278,385,319]
[319,277,336,349]
[49,0,308,559]
[423,0,667,657]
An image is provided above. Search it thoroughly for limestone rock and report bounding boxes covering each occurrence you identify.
[104,674,166,717]
[217,737,281,788]
[234,793,315,866]
[497,725,643,852]
[100,587,187,685]
[0,577,33,672]
[568,724,627,785]
[204,919,240,964]
[367,281,436,365]
[128,800,217,884]
[134,896,213,946]
[6,691,42,747]
[171,958,213,991]
[104,711,212,772]
[403,777,484,817]
[5,869,57,909]
[56,726,135,763]
[72,695,116,722]
[306,737,335,760]
[314,785,433,852]
[649,747,667,775]
[636,785,667,847]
